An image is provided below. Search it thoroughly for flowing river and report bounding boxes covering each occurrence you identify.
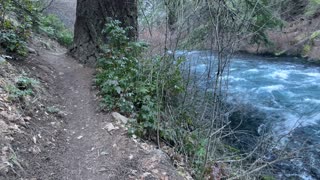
[176,51,320,180]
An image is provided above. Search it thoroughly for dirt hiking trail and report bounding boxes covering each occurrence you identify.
[21,42,183,179]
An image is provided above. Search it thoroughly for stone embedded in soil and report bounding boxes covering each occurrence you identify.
[138,149,185,180]
[103,123,119,132]
[27,47,37,54]
[111,112,128,124]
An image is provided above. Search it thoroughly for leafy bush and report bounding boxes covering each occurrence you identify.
[96,20,184,137]
[96,20,157,134]
[311,30,320,42]
[303,44,311,56]
[96,20,275,178]
[39,14,73,47]
[95,22,220,177]
[0,0,37,56]
[0,29,28,56]
[96,21,219,174]
[305,0,320,17]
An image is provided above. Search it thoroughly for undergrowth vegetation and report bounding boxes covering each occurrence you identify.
[305,0,320,17]
[0,0,36,56]
[4,76,39,101]
[98,0,306,175]
[0,0,73,57]
[38,14,73,47]
[4,75,40,103]
[96,20,266,179]
[96,20,184,138]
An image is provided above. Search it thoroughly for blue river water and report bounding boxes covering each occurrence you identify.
[175,51,320,179]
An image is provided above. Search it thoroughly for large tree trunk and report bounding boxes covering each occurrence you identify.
[70,0,138,65]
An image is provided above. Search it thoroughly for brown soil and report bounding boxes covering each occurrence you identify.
[0,36,185,179]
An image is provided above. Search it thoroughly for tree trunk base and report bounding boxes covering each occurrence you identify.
[70,0,137,66]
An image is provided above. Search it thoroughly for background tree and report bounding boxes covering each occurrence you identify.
[70,0,138,65]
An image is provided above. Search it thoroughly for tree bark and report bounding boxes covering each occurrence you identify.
[70,0,138,65]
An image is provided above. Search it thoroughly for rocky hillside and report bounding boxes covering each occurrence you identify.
[242,0,320,61]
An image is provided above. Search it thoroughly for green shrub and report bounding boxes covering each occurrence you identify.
[303,44,311,56]
[310,30,320,42]
[96,20,155,125]
[57,29,73,46]
[39,14,73,47]
[96,22,215,174]
[4,76,39,100]
[96,20,184,137]
[96,20,279,178]
[0,0,39,56]
[305,0,320,17]
[0,29,28,56]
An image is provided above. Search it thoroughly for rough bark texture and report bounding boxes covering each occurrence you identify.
[70,0,138,65]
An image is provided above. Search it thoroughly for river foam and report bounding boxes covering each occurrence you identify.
[270,70,290,80]
[176,50,320,179]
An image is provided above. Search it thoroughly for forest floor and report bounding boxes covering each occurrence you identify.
[0,36,185,180]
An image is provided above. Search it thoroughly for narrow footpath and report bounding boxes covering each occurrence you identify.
[23,44,183,179]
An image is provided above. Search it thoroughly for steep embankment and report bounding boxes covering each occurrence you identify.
[242,0,320,61]
[0,37,65,179]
